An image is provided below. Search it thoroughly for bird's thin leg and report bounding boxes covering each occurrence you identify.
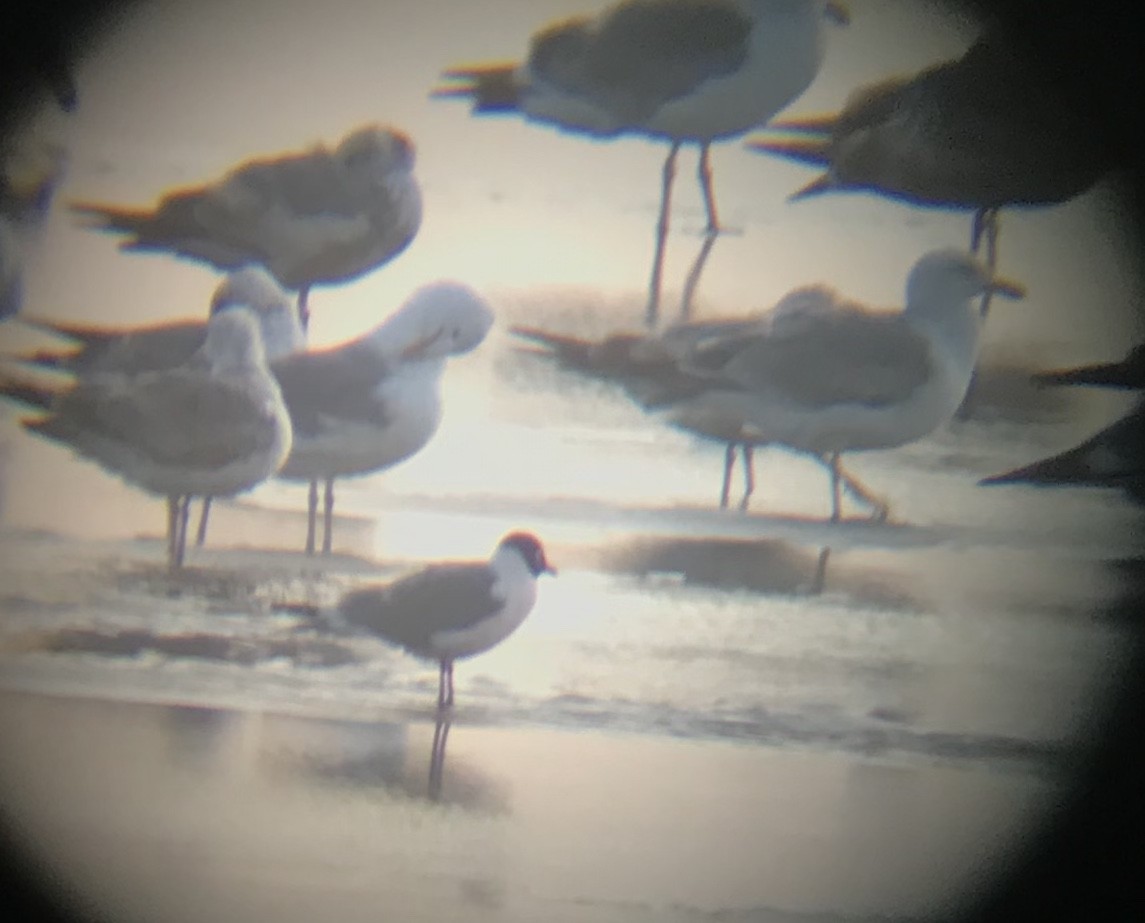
[174,495,191,568]
[321,476,335,555]
[957,208,1000,421]
[437,661,448,710]
[978,208,1000,320]
[828,452,843,522]
[428,711,451,800]
[195,497,212,548]
[720,442,736,509]
[678,231,719,323]
[305,479,318,555]
[833,458,890,522]
[438,659,455,710]
[166,495,179,569]
[738,444,755,512]
[646,141,681,330]
[698,142,721,234]
[810,547,831,594]
[297,285,311,333]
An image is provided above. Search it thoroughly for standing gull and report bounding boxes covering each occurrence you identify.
[515,250,1024,520]
[435,0,848,326]
[981,349,1145,502]
[69,124,422,330]
[746,28,1111,315]
[0,307,293,569]
[233,281,494,556]
[317,532,556,710]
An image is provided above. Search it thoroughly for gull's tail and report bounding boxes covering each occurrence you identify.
[69,201,153,235]
[0,369,61,412]
[509,325,601,367]
[431,63,523,114]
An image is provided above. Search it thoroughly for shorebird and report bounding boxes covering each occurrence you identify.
[320,532,556,710]
[16,266,305,376]
[0,307,293,568]
[202,280,495,556]
[69,124,422,330]
[515,249,1024,520]
[981,348,1145,502]
[746,27,1111,321]
[434,0,849,327]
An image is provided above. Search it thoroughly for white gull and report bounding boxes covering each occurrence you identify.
[435,0,848,326]
[258,280,494,556]
[515,249,1024,520]
[70,124,422,330]
[0,307,293,568]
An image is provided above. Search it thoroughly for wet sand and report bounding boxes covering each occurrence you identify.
[0,689,1062,923]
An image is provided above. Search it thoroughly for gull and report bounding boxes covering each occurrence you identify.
[319,532,556,710]
[981,348,1145,502]
[0,307,293,569]
[16,266,306,376]
[434,0,849,326]
[69,124,422,329]
[746,28,1111,317]
[215,280,495,556]
[515,249,1024,520]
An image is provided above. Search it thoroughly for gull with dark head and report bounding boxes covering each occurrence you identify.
[70,124,422,329]
[0,306,293,568]
[515,249,1025,520]
[435,0,849,326]
[319,532,556,710]
[239,280,495,556]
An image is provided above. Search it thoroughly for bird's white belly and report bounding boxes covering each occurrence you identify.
[668,362,970,456]
[429,581,537,661]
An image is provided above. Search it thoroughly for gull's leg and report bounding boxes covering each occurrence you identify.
[646,141,681,330]
[437,660,448,710]
[738,444,755,512]
[698,142,722,234]
[297,284,311,333]
[305,479,318,555]
[810,547,831,594]
[828,452,843,522]
[428,711,451,800]
[321,476,335,555]
[166,495,179,569]
[720,442,736,510]
[174,495,191,568]
[957,208,1000,421]
[678,144,725,322]
[678,231,719,323]
[834,457,890,522]
[194,497,212,548]
[442,659,455,710]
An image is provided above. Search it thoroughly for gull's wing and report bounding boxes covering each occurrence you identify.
[271,341,399,436]
[336,562,502,653]
[31,369,282,470]
[528,0,753,123]
[712,307,935,408]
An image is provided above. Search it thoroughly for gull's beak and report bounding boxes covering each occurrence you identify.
[401,328,444,360]
[988,276,1026,300]
[542,559,558,576]
[825,0,851,26]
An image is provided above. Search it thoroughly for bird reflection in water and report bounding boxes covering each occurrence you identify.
[428,710,452,802]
